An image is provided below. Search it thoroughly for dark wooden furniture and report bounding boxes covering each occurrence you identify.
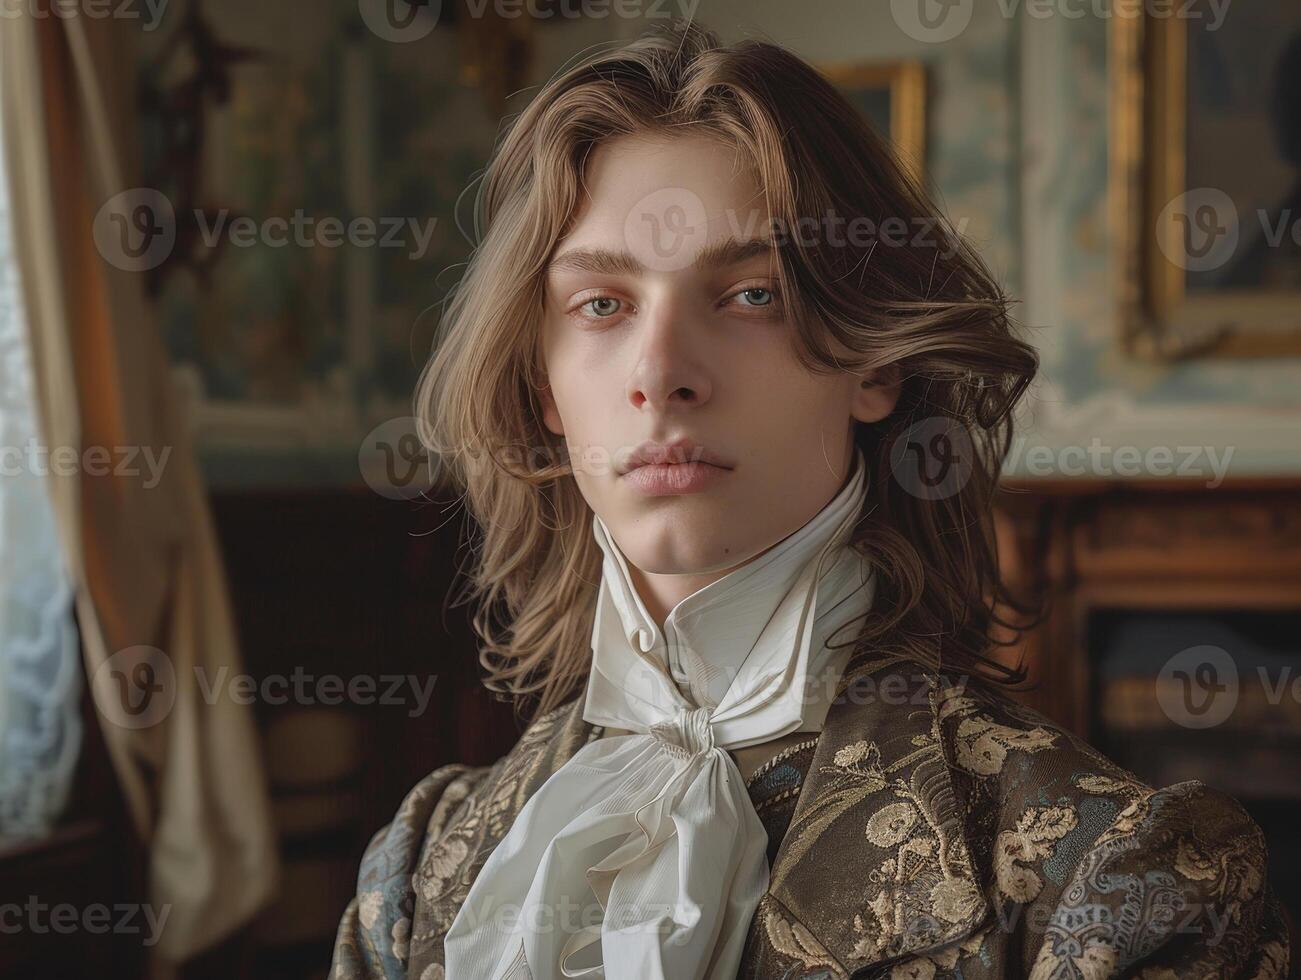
[994,478,1301,731]
[206,487,521,980]
[993,477,1301,969]
[0,633,146,979]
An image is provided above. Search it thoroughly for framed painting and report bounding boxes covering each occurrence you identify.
[1111,6,1301,359]
[816,61,927,185]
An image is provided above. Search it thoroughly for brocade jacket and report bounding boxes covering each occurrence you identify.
[330,657,1291,979]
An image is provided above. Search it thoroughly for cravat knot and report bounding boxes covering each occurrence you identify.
[648,705,715,759]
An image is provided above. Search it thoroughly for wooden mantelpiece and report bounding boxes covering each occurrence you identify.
[993,475,1301,959]
[992,476,1301,735]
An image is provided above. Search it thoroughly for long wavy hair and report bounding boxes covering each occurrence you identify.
[416,20,1041,721]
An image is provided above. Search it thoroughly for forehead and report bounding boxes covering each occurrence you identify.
[555,132,773,270]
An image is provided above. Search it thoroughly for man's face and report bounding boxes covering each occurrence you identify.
[539,132,894,580]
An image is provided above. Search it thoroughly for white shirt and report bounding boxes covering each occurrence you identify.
[443,447,876,979]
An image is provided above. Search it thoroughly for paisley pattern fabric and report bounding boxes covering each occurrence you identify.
[331,657,1291,979]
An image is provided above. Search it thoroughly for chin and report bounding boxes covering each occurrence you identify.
[614,510,762,576]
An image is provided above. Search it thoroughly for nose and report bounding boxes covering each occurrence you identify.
[625,300,712,413]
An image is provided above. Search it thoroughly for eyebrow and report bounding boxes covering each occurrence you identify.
[546,236,777,278]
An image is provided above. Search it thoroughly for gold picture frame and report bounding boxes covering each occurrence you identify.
[817,61,927,185]
[1110,11,1301,360]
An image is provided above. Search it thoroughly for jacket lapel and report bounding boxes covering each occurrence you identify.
[443,660,991,977]
[759,657,990,976]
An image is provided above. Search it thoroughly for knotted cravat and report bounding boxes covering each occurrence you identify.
[443,447,875,978]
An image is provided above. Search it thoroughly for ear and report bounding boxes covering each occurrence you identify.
[851,365,902,424]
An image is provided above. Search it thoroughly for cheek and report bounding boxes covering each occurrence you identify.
[541,327,585,423]
[729,337,833,412]
[546,358,619,453]
[733,370,850,460]
[549,331,627,413]
[550,357,602,421]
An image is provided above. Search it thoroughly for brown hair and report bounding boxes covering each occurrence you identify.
[416,20,1041,720]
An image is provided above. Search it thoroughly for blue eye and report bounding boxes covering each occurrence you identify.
[581,297,622,317]
[735,287,774,307]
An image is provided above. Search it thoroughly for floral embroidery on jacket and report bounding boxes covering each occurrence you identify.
[331,659,1290,980]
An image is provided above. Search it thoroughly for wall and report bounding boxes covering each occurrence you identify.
[144,0,1300,486]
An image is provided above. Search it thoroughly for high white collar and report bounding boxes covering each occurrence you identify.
[583,445,876,749]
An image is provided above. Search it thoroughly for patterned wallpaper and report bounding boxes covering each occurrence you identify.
[144,1,1299,486]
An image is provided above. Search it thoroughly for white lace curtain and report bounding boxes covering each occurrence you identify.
[0,65,83,840]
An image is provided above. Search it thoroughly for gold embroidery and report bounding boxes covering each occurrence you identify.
[930,876,984,925]
[334,664,1288,980]
[994,805,1078,904]
[866,801,919,847]
[953,714,1058,776]
[764,901,844,977]
[1075,773,1143,797]
[1174,836,1220,882]
[1029,942,1117,980]
[833,738,876,769]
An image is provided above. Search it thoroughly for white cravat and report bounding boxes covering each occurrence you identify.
[443,447,875,979]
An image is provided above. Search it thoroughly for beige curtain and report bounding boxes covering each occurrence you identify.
[0,7,279,968]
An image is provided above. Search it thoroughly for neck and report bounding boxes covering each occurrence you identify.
[627,557,754,628]
[625,443,858,629]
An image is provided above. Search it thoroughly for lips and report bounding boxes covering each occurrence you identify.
[618,439,733,497]
[620,439,731,475]
[622,460,729,496]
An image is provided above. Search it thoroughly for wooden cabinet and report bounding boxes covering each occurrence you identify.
[0,662,145,979]
[994,478,1301,958]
